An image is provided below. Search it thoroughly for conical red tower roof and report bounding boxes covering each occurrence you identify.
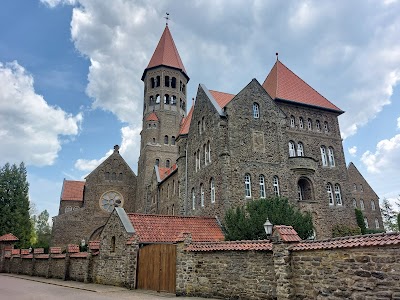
[142,26,188,81]
[263,60,343,113]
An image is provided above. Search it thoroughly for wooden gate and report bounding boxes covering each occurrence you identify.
[136,244,176,293]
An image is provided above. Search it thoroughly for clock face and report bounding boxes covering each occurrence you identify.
[99,191,123,212]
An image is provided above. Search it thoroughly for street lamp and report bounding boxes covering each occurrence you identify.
[81,239,86,247]
[263,218,273,237]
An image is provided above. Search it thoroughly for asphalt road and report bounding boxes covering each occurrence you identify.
[0,274,217,300]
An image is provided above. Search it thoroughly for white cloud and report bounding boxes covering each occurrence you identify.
[0,61,82,166]
[361,134,400,173]
[40,0,76,8]
[74,149,112,172]
[348,146,357,157]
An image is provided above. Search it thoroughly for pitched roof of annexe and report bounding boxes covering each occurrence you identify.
[145,112,159,122]
[0,233,19,242]
[127,213,225,243]
[61,180,85,201]
[262,60,343,113]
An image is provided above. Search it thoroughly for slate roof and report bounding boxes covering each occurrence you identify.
[61,180,85,201]
[186,240,272,252]
[0,233,19,242]
[290,232,400,251]
[142,25,188,80]
[273,225,302,242]
[145,112,159,122]
[262,60,343,113]
[127,213,224,243]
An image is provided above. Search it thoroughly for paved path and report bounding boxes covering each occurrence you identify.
[0,274,218,300]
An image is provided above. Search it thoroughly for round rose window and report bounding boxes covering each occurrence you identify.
[99,191,123,212]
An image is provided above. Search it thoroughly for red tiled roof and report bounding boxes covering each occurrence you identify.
[61,180,85,201]
[70,252,89,258]
[11,249,20,255]
[179,105,194,135]
[186,240,272,252]
[273,225,302,242]
[89,240,100,250]
[145,112,159,122]
[291,232,400,251]
[67,244,79,253]
[35,254,50,259]
[0,233,19,242]
[158,164,177,181]
[50,247,62,254]
[143,26,188,80]
[33,248,44,254]
[209,90,235,108]
[127,213,224,243]
[262,60,343,113]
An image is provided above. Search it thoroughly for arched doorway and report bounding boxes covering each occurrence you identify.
[297,177,314,202]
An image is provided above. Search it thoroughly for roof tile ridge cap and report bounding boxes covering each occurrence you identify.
[279,60,341,111]
[275,60,280,99]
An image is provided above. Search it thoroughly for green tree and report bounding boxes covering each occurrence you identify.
[224,197,313,240]
[0,162,32,247]
[355,208,367,234]
[397,213,400,232]
[32,210,52,250]
[380,198,398,232]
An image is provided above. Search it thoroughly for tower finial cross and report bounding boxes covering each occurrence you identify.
[164,12,170,26]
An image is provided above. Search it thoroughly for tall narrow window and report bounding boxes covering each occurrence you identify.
[192,188,196,210]
[320,146,327,166]
[173,180,176,195]
[259,175,266,198]
[167,184,170,198]
[194,152,198,172]
[297,184,303,201]
[328,147,335,167]
[164,75,170,87]
[155,159,159,166]
[200,184,204,207]
[210,178,215,203]
[353,199,357,208]
[171,136,176,145]
[273,176,280,196]
[245,174,251,198]
[156,76,160,87]
[299,117,304,129]
[204,144,208,165]
[172,204,175,216]
[197,150,201,170]
[316,120,321,131]
[327,183,334,205]
[198,121,202,134]
[360,199,365,210]
[364,217,369,228]
[290,116,295,127]
[360,184,363,192]
[207,141,211,163]
[334,184,342,205]
[289,141,296,157]
[307,118,312,130]
[371,200,376,211]
[324,121,329,132]
[375,218,379,229]
[164,135,169,144]
[166,159,170,168]
[253,103,260,119]
[297,142,304,156]
[202,117,205,132]
[111,236,116,252]
[353,184,357,191]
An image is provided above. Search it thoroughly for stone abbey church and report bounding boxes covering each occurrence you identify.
[51,25,383,246]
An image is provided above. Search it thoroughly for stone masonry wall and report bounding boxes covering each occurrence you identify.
[33,258,49,277]
[69,257,88,282]
[291,245,400,299]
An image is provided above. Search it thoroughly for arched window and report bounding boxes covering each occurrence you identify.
[316,120,321,131]
[171,136,176,145]
[172,204,175,216]
[152,138,156,144]
[118,173,123,180]
[164,94,170,104]
[65,206,72,213]
[244,174,251,198]
[105,172,110,180]
[149,95,154,104]
[156,76,161,87]
[320,146,328,166]
[204,144,208,165]
[360,199,365,210]
[360,184,363,192]
[155,159,159,166]
[253,103,260,119]
[171,77,176,88]
[334,184,342,205]
[375,218,379,229]
[364,217,369,228]
[164,135,169,144]
[353,198,357,208]
[298,178,313,202]
[298,117,304,129]
[198,121,202,134]
[171,95,177,105]
[307,118,312,130]
[259,175,266,198]
[166,159,170,168]
[207,141,211,163]
[156,94,160,104]
[210,178,215,203]
[202,117,205,132]
[112,172,116,180]
[324,121,329,132]
[289,141,296,157]
[73,206,79,211]
[297,142,304,156]
[353,184,357,191]
[192,188,196,210]
[371,200,376,210]
[200,184,204,207]
[273,176,280,196]
[111,236,116,252]
[197,150,201,170]
[328,147,335,167]
[290,116,295,127]
[165,75,170,87]
[327,183,334,205]
[151,77,155,88]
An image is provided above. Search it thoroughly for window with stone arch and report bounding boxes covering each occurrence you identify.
[171,136,176,145]
[164,135,169,144]
[192,188,196,210]
[289,141,296,157]
[307,118,312,130]
[326,183,334,205]
[273,176,280,196]
[202,117,205,132]
[253,103,260,119]
[210,178,215,203]
[290,115,295,127]
[207,141,211,163]
[111,236,116,252]
[375,218,379,229]
[324,121,329,132]
[320,146,328,166]
[155,159,159,166]
[259,175,266,199]
[353,183,357,191]
[316,120,321,131]
[334,184,342,205]
[244,174,252,198]
[164,75,170,87]
[204,144,208,165]
[299,117,304,129]
[166,159,170,168]
[298,178,313,202]
[360,199,365,210]
[297,142,304,156]
[364,217,369,228]
[360,184,363,192]
[171,77,176,88]
[353,198,357,208]
[65,206,72,213]
[328,147,335,167]
[371,200,376,211]
[200,184,205,207]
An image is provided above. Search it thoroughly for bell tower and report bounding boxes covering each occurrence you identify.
[136,24,189,212]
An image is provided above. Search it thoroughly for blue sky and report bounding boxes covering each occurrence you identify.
[1,0,399,218]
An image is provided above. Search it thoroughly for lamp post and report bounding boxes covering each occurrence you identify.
[263,218,273,238]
